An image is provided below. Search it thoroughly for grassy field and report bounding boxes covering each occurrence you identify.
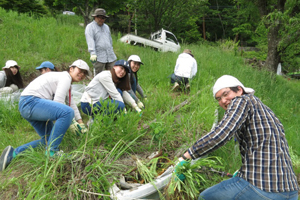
[1,8,300,199]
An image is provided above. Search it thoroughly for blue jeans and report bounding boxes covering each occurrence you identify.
[199,177,298,200]
[81,100,125,117]
[16,96,74,154]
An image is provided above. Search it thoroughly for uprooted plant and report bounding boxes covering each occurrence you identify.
[164,156,224,200]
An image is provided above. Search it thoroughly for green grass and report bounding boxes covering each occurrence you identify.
[1,7,300,199]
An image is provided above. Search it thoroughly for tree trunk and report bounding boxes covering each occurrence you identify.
[264,24,281,72]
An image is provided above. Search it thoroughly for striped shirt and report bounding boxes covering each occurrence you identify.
[188,94,299,192]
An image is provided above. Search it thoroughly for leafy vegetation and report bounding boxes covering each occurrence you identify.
[0,9,300,199]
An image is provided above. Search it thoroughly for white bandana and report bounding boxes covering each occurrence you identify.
[213,75,255,97]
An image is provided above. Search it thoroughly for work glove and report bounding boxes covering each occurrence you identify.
[69,119,80,134]
[137,100,144,109]
[78,123,88,134]
[134,106,142,113]
[10,84,18,92]
[0,87,13,94]
[174,157,189,181]
[69,119,87,135]
[90,55,97,64]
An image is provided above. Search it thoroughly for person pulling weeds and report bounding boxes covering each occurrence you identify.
[176,75,298,199]
[0,59,91,171]
[80,59,130,123]
[122,55,146,113]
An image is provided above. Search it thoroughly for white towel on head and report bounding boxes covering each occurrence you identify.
[213,75,255,97]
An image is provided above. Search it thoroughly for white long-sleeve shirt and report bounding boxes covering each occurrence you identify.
[0,71,7,88]
[85,21,117,63]
[81,70,123,104]
[174,53,197,78]
[21,71,82,120]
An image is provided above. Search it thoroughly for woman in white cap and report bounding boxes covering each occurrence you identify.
[176,75,298,200]
[0,60,24,94]
[122,55,146,113]
[80,59,130,121]
[0,59,91,171]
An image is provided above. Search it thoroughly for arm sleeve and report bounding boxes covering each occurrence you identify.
[0,72,6,88]
[98,73,124,102]
[127,89,139,102]
[53,77,72,104]
[85,24,96,55]
[70,97,82,120]
[191,60,197,77]
[136,83,146,99]
[188,97,249,159]
[123,91,137,107]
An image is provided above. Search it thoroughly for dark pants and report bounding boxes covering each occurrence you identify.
[170,73,189,85]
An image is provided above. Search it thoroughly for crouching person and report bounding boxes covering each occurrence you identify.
[80,60,130,124]
[0,59,91,171]
[176,75,298,200]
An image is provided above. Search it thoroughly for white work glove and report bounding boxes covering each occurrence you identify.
[69,119,79,134]
[134,106,142,113]
[10,84,18,92]
[137,100,144,109]
[90,55,97,63]
[78,123,88,134]
[69,119,87,135]
[0,87,13,94]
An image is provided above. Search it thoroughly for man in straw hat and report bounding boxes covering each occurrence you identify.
[85,8,117,76]
[170,49,197,91]
[176,75,298,199]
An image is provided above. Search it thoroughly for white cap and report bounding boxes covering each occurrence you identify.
[128,55,143,65]
[213,75,255,97]
[70,59,92,76]
[3,60,20,69]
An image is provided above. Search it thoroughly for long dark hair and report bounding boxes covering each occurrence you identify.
[110,68,130,91]
[129,61,138,85]
[4,67,24,88]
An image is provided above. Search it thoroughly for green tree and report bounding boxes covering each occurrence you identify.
[236,0,300,73]
[44,0,125,26]
[0,0,47,17]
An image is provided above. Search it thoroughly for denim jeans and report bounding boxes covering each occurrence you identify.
[199,177,298,200]
[170,73,189,85]
[16,96,74,154]
[81,99,125,117]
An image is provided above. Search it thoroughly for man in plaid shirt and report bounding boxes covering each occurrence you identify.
[179,75,299,200]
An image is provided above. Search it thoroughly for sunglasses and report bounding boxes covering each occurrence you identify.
[97,16,107,20]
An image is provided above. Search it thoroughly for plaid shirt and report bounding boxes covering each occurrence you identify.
[188,94,299,192]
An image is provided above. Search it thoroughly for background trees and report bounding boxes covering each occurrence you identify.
[0,0,299,73]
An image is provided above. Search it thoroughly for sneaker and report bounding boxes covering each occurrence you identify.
[185,83,190,91]
[171,82,180,91]
[0,146,14,171]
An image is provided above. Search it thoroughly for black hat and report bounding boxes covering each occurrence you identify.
[114,60,130,73]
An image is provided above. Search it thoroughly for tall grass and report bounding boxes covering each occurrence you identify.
[1,7,300,199]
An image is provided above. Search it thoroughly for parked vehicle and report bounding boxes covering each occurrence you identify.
[119,29,180,52]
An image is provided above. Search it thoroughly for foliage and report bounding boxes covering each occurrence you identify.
[0,0,47,17]
[1,10,300,199]
[165,156,224,200]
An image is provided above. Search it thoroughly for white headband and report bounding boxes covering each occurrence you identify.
[213,75,255,97]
